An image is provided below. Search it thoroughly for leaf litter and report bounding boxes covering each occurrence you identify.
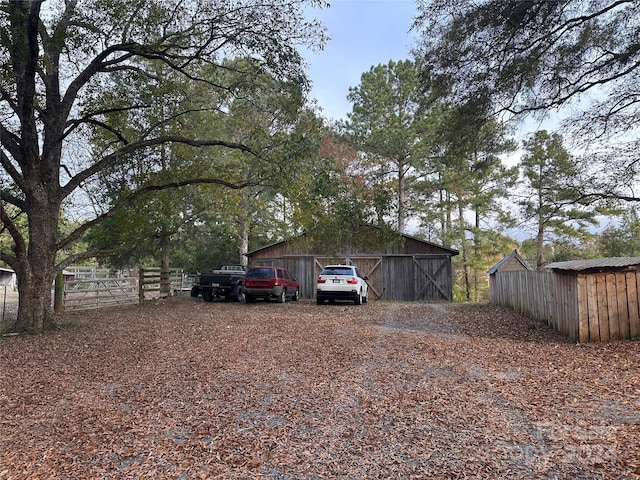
[0,298,639,479]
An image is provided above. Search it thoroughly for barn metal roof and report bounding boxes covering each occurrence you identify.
[545,257,640,272]
[245,232,459,257]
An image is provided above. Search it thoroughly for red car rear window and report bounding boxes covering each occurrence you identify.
[246,268,275,279]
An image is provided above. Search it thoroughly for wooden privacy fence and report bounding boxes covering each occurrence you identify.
[55,267,192,312]
[491,270,640,342]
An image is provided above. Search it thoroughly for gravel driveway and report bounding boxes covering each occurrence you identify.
[0,297,638,479]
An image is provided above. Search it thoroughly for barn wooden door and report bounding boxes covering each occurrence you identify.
[413,255,452,301]
[348,257,383,300]
[314,256,383,300]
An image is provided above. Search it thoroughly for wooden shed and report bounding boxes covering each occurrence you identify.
[487,250,532,304]
[0,268,16,289]
[490,256,640,342]
[545,257,640,342]
[245,232,459,302]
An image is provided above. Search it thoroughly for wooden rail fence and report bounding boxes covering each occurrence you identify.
[55,267,193,312]
[491,270,640,342]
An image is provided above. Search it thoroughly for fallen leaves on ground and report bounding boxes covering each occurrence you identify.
[1,298,639,479]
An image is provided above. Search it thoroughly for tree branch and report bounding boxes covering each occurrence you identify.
[60,135,256,199]
[0,201,27,264]
[0,190,27,211]
[56,176,258,252]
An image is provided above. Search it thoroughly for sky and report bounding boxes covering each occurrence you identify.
[300,1,561,136]
[303,0,418,122]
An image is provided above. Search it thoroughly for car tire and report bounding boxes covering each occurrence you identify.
[245,293,256,303]
[292,289,299,301]
[277,289,286,303]
[363,293,368,303]
[235,286,245,302]
[316,296,324,305]
[202,289,214,302]
[354,291,362,305]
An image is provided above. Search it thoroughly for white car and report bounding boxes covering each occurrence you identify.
[316,265,368,305]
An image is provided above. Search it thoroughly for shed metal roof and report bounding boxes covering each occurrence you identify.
[545,257,640,272]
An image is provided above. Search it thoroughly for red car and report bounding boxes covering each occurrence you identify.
[242,266,299,303]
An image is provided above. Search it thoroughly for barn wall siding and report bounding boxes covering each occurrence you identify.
[382,256,412,301]
[248,254,453,302]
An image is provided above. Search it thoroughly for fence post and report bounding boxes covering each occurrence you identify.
[54,271,64,314]
[2,284,6,323]
[160,268,170,298]
[139,267,145,306]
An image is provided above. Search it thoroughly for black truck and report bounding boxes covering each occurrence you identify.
[191,265,246,302]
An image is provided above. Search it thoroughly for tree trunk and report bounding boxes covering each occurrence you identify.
[457,200,471,301]
[536,200,546,270]
[397,161,406,233]
[13,205,60,332]
[160,235,171,297]
[15,270,56,332]
[239,218,249,267]
[536,225,545,270]
[238,180,251,268]
[472,208,481,303]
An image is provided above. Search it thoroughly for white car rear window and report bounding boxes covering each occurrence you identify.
[321,267,354,276]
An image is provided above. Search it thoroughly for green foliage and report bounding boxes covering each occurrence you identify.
[550,237,598,263]
[598,209,640,257]
[87,55,319,269]
[519,239,550,267]
[414,1,640,121]
[284,126,397,253]
[170,220,245,273]
[415,104,517,241]
[342,60,436,233]
[411,0,640,297]
[414,1,640,206]
[412,102,517,301]
[0,0,327,331]
[518,130,599,268]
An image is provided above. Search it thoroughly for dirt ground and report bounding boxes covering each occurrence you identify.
[0,297,639,479]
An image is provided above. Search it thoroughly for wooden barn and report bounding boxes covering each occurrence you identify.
[245,232,459,302]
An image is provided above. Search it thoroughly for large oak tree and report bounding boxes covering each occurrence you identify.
[0,0,325,332]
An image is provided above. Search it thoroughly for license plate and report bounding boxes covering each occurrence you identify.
[332,279,341,283]
[210,283,219,287]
